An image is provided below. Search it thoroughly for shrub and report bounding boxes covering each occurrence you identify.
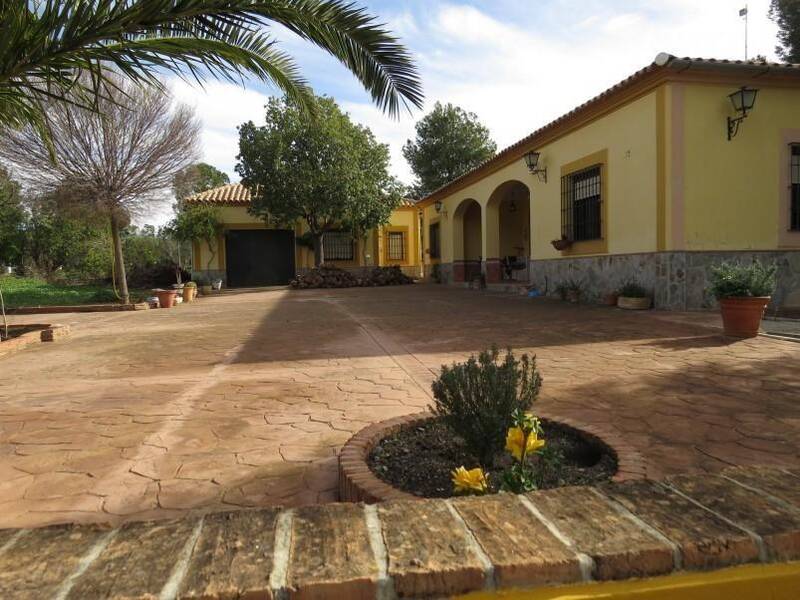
[431,347,542,466]
[708,260,777,299]
[618,280,648,298]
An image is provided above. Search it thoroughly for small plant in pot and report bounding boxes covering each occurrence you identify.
[555,279,582,303]
[195,276,213,296]
[182,281,197,302]
[708,260,777,338]
[616,280,651,310]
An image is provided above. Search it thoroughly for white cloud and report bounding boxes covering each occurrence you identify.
[156,0,780,202]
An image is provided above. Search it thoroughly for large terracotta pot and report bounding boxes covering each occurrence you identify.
[718,296,770,338]
[155,289,177,309]
[617,296,652,310]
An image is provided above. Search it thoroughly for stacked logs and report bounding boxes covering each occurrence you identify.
[290,266,414,289]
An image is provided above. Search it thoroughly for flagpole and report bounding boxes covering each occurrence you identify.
[745,3,748,60]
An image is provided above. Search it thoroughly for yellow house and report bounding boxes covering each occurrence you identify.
[185,183,421,286]
[417,54,800,311]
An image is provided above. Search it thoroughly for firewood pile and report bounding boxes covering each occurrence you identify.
[290,266,414,289]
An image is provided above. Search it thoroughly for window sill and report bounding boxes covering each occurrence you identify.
[560,238,608,256]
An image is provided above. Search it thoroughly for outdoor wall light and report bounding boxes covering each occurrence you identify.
[434,199,443,213]
[727,86,759,140]
[524,151,547,182]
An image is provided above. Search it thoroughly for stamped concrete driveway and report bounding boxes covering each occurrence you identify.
[1,285,798,528]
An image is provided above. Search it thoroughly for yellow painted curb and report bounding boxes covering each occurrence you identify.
[459,562,800,600]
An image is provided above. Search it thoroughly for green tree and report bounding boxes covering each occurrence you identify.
[770,0,800,62]
[168,204,223,272]
[0,1,423,148]
[402,102,496,198]
[237,95,401,265]
[0,168,26,268]
[173,163,231,202]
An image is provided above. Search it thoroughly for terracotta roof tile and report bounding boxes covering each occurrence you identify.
[420,54,800,203]
[185,183,251,205]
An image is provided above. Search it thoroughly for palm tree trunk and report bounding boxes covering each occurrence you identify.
[110,215,130,304]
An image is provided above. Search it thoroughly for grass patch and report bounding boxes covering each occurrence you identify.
[0,275,146,308]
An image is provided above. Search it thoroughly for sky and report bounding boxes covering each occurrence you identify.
[157,0,781,225]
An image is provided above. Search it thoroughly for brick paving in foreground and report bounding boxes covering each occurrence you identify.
[0,285,798,528]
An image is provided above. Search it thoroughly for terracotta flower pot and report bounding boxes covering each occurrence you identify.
[155,289,177,309]
[603,293,619,306]
[718,296,770,338]
[566,290,580,303]
[617,296,651,310]
[182,287,196,303]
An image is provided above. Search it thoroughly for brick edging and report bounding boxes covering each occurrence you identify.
[338,410,646,503]
[339,412,428,502]
[7,303,148,315]
[0,324,70,359]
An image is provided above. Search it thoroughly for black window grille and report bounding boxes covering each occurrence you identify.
[561,165,602,241]
[323,231,354,261]
[387,231,405,260]
[792,144,800,231]
[429,222,441,259]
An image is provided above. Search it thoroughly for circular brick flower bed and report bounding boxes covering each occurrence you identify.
[339,411,646,503]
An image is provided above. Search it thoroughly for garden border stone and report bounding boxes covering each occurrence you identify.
[7,302,149,315]
[0,323,70,358]
[0,466,798,598]
[338,411,645,503]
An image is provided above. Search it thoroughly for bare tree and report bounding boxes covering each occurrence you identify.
[0,76,200,303]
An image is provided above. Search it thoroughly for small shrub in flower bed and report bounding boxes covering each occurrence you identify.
[368,347,616,497]
[290,265,413,289]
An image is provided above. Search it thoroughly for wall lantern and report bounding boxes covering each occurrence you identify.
[524,151,547,182]
[727,86,759,141]
[434,199,443,213]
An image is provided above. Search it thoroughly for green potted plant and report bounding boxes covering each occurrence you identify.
[617,280,651,310]
[195,275,213,296]
[708,260,777,338]
[556,279,582,303]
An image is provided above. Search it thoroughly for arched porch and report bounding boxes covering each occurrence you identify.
[485,180,531,283]
[451,198,482,283]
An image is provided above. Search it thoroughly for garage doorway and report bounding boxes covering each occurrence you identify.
[225,229,295,287]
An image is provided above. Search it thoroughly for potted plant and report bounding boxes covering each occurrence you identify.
[183,281,197,303]
[603,290,619,306]
[617,280,652,310]
[556,279,582,302]
[196,276,213,296]
[708,260,777,338]
[550,236,573,251]
[153,288,178,309]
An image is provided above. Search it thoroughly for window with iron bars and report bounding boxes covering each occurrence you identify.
[561,165,602,242]
[323,231,354,261]
[792,144,800,231]
[429,222,441,259]
[387,231,405,261]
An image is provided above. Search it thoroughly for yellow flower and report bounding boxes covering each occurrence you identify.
[505,427,546,461]
[452,466,489,494]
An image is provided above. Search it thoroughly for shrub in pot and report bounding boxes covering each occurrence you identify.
[555,279,582,303]
[431,347,541,467]
[617,280,651,310]
[195,276,213,296]
[708,261,776,338]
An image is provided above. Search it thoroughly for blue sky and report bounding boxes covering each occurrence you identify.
[160,0,779,223]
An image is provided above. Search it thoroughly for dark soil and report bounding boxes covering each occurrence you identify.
[0,326,42,342]
[368,417,617,498]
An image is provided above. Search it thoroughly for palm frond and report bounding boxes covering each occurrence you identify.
[0,0,424,136]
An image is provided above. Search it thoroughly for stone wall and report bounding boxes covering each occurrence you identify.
[529,250,800,311]
[0,465,798,599]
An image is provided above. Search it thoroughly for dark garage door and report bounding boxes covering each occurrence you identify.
[225,229,295,287]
